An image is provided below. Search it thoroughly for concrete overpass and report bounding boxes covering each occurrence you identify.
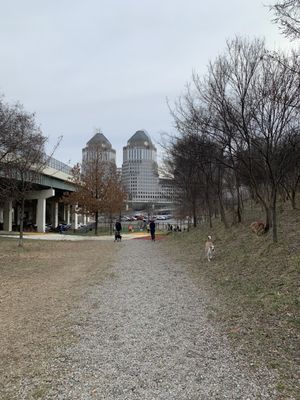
[0,157,79,233]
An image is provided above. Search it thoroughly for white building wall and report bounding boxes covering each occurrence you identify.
[122,134,175,205]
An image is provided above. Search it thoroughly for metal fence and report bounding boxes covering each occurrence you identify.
[46,156,72,174]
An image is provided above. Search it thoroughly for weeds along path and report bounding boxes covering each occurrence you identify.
[43,239,277,400]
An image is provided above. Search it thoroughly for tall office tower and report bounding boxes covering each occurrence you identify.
[82,130,116,172]
[122,130,160,207]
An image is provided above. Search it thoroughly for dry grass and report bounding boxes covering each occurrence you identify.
[0,206,299,399]
[0,239,117,400]
[164,204,300,399]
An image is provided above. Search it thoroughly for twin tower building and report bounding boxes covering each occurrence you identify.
[82,130,175,208]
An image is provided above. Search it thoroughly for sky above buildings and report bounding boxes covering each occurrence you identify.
[0,0,294,167]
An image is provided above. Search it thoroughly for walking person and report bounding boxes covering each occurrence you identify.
[114,220,122,242]
[149,220,156,241]
[59,223,64,234]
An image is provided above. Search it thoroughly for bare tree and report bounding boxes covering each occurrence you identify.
[167,135,202,227]
[63,153,108,235]
[270,0,300,40]
[203,38,300,241]
[0,99,32,202]
[103,163,127,234]
[248,51,300,240]
[279,129,300,208]
[1,105,47,246]
[169,37,300,242]
[64,147,126,235]
[165,131,223,228]
[0,98,25,164]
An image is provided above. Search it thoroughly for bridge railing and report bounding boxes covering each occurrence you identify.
[45,156,72,174]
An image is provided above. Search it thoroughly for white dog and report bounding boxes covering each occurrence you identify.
[205,235,215,262]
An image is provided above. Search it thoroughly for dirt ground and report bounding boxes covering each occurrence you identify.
[0,227,298,399]
[0,238,116,400]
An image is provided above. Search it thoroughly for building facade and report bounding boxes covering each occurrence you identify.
[122,130,175,208]
[82,130,116,171]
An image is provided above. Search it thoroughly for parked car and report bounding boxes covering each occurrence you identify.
[121,216,132,221]
[79,222,96,232]
[55,223,71,232]
[45,223,53,232]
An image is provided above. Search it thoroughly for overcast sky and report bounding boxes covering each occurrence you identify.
[0,0,293,167]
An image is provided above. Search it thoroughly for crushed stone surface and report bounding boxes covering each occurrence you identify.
[43,240,277,400]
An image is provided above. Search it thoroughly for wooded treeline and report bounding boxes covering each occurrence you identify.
[166,35,300,243]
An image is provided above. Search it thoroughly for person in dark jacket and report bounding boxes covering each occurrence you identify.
[115,220,122,241]
[149,220,155,241]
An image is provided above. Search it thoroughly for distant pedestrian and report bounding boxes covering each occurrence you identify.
[149,220,155,241]
[115,220,122,242]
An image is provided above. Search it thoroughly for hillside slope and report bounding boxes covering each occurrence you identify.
[164,206,300,399]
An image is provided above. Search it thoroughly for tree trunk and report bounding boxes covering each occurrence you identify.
[217,165,228,228]
[218,192,229,228]
[235,175,242,223]
[272,189,278,243]
[94,211,99,235]
[291,189,296,210]
[263,204,271,233]
[192,201,197,228]
[205,189,213,228]
[251,181,270,233]
[18,197,25,247]
[208,209,212,228]
[214,199,218,218]
[109,214,113,235]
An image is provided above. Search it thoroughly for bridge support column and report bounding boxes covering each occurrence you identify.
[3,201,13,231]
[66,205,71,225]
[37,199,46,233]
[71,205,78,230]
[52,201,59,229]
[26,189,55,232]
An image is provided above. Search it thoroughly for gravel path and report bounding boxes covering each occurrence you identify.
[45,239,277,400]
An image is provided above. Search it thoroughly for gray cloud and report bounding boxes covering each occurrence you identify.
[0,0,292,166]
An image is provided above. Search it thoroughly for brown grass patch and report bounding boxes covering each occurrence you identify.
[0,238,117,399]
